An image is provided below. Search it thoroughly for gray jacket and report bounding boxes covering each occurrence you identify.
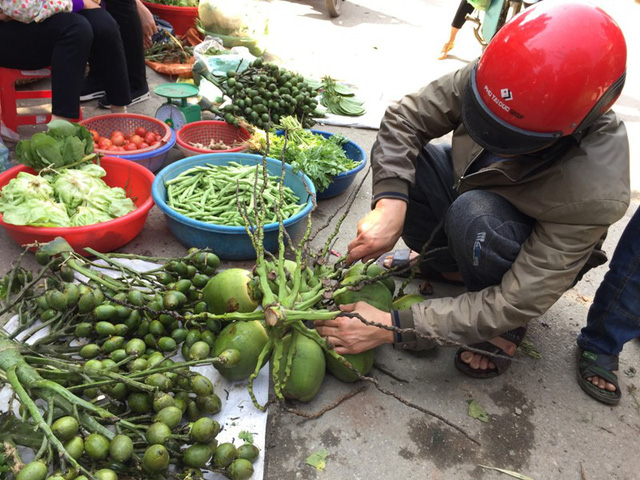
[372,62,630,350]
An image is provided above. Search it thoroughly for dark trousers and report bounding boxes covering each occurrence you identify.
[91,0,148,96]
[0,10,130,118]
[452,0,475,29]
[578,207,640,356]
[403,144,535,292]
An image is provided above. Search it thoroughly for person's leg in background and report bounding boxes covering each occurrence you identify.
[81,0,149,106]
[439,0,475,59]
[102,0,149,105]
[0,14,92,120]
[576,208,640,404]
[79,8,131,110]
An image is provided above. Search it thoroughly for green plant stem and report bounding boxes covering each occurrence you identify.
[5,367,88,476]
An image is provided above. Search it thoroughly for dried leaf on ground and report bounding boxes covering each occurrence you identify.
[478,464,535,479]
[306,448,329,470]
[517,339,542,359]
[467,399,489,423]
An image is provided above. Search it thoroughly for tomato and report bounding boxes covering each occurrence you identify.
[89,129,100,143]
[125,143,138,151]
[139,142,149,149]
[144,132,157,144]
[129,134,143,146]
[150,141,159,146]
[111,133,126,146]
[135,126,147,137]
[98,138,112,149]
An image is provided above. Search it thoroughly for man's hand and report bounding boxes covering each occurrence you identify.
[136,0,158,49]
[314,302,394,354]
[346,198,407,264]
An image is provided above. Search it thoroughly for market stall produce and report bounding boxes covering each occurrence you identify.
[0,121,155,253]
[0,240,267,479]
[192,58,319,130]
[79,114,176,172]
[252,116,367,199]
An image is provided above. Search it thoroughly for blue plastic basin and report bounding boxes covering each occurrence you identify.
[274,129,367,200]
[152,153,316,260]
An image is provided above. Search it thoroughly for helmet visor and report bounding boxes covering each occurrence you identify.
[462,67,563,155]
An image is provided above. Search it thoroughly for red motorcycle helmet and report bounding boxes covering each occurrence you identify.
[462,1,627,155]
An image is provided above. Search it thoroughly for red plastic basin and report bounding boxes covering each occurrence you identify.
[0,156,155,254]
[141,1,198,36]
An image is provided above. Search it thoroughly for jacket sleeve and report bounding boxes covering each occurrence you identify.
[371,62,475,204]
[1,0,75,23]
[397,220,610,350]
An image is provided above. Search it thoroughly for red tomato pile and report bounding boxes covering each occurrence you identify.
[90,127,163,152]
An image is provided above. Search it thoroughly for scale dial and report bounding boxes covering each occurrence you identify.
[156,104,187,130]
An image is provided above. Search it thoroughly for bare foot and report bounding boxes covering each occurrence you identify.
[587,373,618,393]
[459,335,518,372]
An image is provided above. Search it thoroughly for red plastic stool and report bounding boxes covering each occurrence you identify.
[0,67,79,133]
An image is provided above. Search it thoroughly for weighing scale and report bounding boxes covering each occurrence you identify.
[154,83,202,129]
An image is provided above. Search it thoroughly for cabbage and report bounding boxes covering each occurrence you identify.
[85,186,136,218]
[2,198,70,227]
[52,168,105,209]
[69,205,114,227]
[0,162,135,227]
[78,163,107,178]
[0,172,54,211]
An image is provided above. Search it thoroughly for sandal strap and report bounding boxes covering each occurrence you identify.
[578,350,619,385]
[499,326,528,347]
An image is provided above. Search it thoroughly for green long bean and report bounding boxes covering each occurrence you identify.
[165,162,303,226]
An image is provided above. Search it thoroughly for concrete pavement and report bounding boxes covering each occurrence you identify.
[2,0,639,479]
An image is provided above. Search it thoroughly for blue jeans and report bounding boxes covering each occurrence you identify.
[403,144,535,292]
[577,207,640,356]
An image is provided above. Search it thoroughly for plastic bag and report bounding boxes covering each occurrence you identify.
[197,0,269,55]
[467,0,491,11]
[193,36,256,75]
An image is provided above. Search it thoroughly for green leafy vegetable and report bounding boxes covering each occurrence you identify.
[238,431,254,443]
[2,198,71,227]
[69,205,114,227]
[0,164,135,228]
[15,120,95,171]
[259,116,359,192]
[0,172,54,208]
